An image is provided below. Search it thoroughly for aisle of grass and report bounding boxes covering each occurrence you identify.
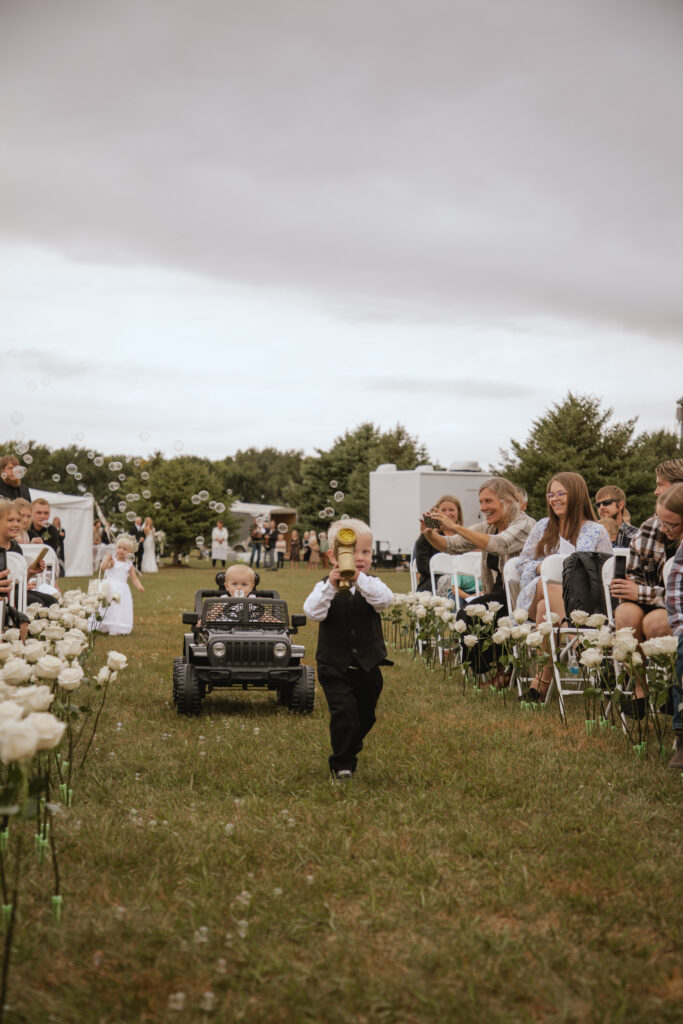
[12,563,682,1023]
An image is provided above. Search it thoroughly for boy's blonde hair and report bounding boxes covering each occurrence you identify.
[32,498,50,510]
[327,518,372,548]
[116,534,137,554]
[225,563,256,585]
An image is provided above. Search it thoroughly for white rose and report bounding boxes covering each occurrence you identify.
[586,613,607,628]
[417,593,432,606]
[617,635,638,653]
[480,611,495,625]
[1,659,33,686]
[35,655,64,680]
[24,712,66,751]
[537,622,553,637]
[492,628,510,644]
[654,636,678,655]
[640,640,657,657]
[415,606,427,619]
[497,616,514,630]
[42,625,65,642]
[74,618,90,633]
[0,702,25,725]
[107,651,128,672]
[570,610,589,625]
[465,604,486,618]
[0,719,40,763]
[58,666,84,692]
[37,607,50,619]
[487,601,503,614]
[56,638,85,661]
[28,621,43,637]
[9,642,24,657]
[59,612,75,629]
[580,648,603,668]
[463,634,478,648]
[47,605,63,621]
[525,632,544,649]
[630,651,643,666]
[513,608,529,624]
[12,685,53,713]
[66,628,88,642]
[595,630,613,648]
[453,619,468,634]
[614,627,636,641]
[0,646,12,664]
[96,666,111,684]
[22,641,47,664]
[1,629,21,644]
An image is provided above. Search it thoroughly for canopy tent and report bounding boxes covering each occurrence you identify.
[30,488,94,577]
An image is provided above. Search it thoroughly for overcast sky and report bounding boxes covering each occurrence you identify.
[2,0,682,472]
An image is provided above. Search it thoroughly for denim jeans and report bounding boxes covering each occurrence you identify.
[249,544,262,568]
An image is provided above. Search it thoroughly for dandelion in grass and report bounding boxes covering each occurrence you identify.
[234,890,251,907]
[168,992,186,1011]
[272,887,283,897]
[200,991,216,1012]
[236,919,249,939]
[224,823,235,836]
[194,926,209,944]
[216,957,227,974]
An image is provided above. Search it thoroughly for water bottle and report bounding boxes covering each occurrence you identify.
[567,649,579,676]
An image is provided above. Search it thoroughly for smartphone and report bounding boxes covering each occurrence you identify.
[423,513,441,529]
[613,555,626,580]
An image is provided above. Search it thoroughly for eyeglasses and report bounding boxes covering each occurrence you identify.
[659,517,683,530]
[546,491,567,501]
[596,499,616,508]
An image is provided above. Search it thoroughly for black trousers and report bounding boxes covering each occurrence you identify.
[317,663,384,773]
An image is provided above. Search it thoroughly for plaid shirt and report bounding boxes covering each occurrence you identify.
[615,521,638,548]
[665,545,683,636]
[626,515,679,608]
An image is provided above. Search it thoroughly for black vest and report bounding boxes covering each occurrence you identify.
[316,586,387,672]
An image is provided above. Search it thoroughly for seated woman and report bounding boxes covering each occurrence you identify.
[420,478,535,680]
[414,494,474,595]
[0,500,57,614]
[517,471,612,701]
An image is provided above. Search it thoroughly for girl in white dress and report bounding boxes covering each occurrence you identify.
[97,535,144,635]
[141,517,158,573]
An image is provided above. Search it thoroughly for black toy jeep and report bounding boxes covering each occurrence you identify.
[173,580,315,716]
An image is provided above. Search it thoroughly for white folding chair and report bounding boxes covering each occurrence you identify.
[5,551,28,616]
[602,548,628,627]
[663,557,674,589]
[409,559,419,592]
[502,557,526,697]
[540,553,583,718]
[428,552,461,596]
[450,551,484,607]
[21,544,59,588]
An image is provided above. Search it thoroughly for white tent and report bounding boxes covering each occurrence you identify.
[30,488,94,577]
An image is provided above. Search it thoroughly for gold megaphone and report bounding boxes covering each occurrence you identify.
[334,527,357,589]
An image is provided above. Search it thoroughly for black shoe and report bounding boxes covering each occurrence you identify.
[527,687,542,703]
[621,696,647,719]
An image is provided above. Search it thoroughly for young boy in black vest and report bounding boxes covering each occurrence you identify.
[303,518,393,782]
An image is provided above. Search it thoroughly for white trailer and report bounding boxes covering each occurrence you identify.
[369,463,493,561]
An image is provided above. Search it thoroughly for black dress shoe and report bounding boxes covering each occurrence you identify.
[621,696,647,719]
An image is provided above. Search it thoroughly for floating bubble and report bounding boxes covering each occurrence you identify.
[278,523,288,533]
[142,489,151,499]
[87,451,95,459]
[26,380,38,391]
[341,514,350,520]
[74,472,82,480]
[126,511,136,522]
[334,491,344,502]
[10,412,23,425]
[198,490,209,501]
[15,442,28,455]
[83,491,93,498]
[108,462,117,471]
[131,493,140,501]
[324,507,335,517]
[94,456,104,467]
[208,500,216,510]
[214,502,225,514]
[118,501,127,512]
[139,431,150,442]
[226,488,232,496]
[191,495,201,505]
[108,482,119,492]
[318,511,326,519]
[22,454,33,464]
[52,474,60,483]
[173,440,184,451]
[329,480,337,489]
[13,466,26,479]
[118,473,126,482]
[153,502,161,510]
[125,493,134,502]
[66,464,78,475]
[133,458,141,467]
[195,536,205,547]
[141,471,150,481]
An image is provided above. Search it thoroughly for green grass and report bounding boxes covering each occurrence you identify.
[9,563,683,1023]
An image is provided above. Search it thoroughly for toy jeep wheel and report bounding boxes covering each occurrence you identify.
[287,665,315,714]
[176,664,202,717]
[172,657,184,705]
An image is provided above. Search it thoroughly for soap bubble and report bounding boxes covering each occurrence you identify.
[66,464,78,475]
[334,491,344,502]
[141,471,150,480]
[108,482,119,492]
[74,472,82,480]
[126,493,136,502]
[195,536,205,547]
[153,502,161,510]
[142,489,151,499]
[108,462,117,471]
[208,501,216,510]
[318,511,326,519]
[173,440,184,451]
[87,451,95,459]
[52,474,60,483]
[278,523,288,533]
[198,490,209,501]
[9,412,23,425]
[13,466,26,479]
[191,495,201,505]
[15,442,28,455]
[94,456,104,467]
[341,514,350,520]
[226,488,233,496]
[22,454,33,464]
[118,473,126,482]
[118,501,127,512]
[26,380,38,391]
[329,480,337,488]
[215,502,225,514]
[138,431,150,442]
[126,511,136,522]
[324,506,335,517]
[133,458,141,467]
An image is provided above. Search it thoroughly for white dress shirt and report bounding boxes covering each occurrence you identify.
[303,573,393,621]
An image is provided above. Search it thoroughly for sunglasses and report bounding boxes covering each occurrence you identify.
[595,499,616,508]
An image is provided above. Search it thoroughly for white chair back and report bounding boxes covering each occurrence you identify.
[20,544,59,587]
[409,559,419,592]
[503,556,522,615]
[663,556,675,589]
[601,556,616,625]
[428,552,461,595]
[5,551,27,615]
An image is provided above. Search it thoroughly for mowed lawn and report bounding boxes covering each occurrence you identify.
[12,562,682,1024]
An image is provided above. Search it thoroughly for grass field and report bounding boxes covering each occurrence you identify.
[10,562,683,1023]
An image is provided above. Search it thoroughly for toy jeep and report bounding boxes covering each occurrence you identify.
[173,583,315,716]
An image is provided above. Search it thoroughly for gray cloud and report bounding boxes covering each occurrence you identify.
[366,376,540,400]
[1,0,682,336]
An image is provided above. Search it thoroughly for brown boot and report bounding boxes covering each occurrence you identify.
[668,734,683,770]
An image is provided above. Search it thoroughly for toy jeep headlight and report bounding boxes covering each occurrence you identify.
[273,642,288,658]
[212,641,227,659]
